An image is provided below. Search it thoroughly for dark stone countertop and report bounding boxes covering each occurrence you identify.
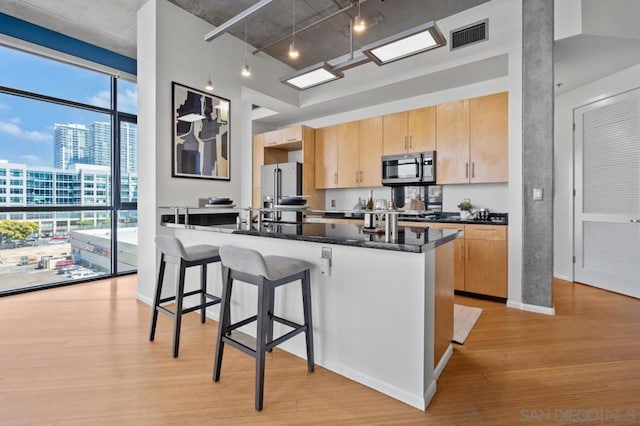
[162,221,459,253]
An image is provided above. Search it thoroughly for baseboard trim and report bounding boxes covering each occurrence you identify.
[434,344,452,381]
[553,274,571,282]
[320,359,428,411]
[136,293,152,306]
[506,300,556,316]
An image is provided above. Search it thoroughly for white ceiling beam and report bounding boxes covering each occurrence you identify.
[204,0,274,42]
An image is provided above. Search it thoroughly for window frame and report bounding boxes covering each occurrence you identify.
[0,45,137,294]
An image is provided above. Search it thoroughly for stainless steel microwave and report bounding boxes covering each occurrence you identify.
[381,151,436,186]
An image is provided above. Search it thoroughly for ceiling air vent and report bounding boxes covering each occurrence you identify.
[450,19,488,50]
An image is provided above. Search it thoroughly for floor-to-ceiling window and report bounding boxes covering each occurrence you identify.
[0,44,137,294]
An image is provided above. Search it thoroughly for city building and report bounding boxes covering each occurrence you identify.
[54,123,91,170]
[0,159,136,235]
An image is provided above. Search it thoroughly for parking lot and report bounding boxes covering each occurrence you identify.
[0,242,74,291]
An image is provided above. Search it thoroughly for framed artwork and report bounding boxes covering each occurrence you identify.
[171,81,230,180]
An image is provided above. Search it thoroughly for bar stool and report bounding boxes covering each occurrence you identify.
[212,245,315,411]
[150,235,222,357]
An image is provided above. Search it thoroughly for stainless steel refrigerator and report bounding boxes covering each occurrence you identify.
[261,162,303,223]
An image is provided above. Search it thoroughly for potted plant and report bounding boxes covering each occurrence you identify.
[457,199,473,219]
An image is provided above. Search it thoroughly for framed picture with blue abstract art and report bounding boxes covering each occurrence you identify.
[172,81,230,180]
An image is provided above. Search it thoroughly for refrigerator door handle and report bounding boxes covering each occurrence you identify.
[273,168,278,206]
[276,168,282,220]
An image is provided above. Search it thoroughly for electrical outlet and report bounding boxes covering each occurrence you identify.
[320,247,332,276]
[331,199,336,207]
[533,188,543,201]
[321,247,332,259]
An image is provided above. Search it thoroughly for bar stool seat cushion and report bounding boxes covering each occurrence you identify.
[155,235,219,262]
[263,255,312,281]
[183,245,220,262]
[219,246,311,281]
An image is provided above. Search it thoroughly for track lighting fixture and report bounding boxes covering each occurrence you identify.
[289,0,299,59]
[242,19,251,77]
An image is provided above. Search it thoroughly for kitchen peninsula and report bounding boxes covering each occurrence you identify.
[160,210,458,410]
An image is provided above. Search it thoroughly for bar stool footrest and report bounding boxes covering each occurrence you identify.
[181,298,221,314]
[265,326,306,351]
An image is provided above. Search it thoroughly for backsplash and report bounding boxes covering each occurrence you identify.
[442,183,508,212]
[324,187,392,210]
[324,182,508,213]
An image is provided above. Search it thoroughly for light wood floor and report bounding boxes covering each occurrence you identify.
[1,276,639,425]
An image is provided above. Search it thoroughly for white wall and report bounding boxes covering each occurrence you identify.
[136,0,296,300]
[554,63,640,281]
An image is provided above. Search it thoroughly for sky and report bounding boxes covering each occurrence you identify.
[0,45,136,168]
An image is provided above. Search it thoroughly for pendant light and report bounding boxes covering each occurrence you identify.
[289,0,299,59]
[204,73,214,91]
[353,0,366,33]
[241,19,251,77]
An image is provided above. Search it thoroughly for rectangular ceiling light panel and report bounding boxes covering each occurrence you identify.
[282,64,344,90]
[362,21,446,65]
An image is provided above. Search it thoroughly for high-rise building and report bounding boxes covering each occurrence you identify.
[120,122,137,174]
[89,122,112,168]
[54,124,91,170]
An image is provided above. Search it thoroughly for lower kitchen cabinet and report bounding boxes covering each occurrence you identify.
[464,224,508,297]
[421,223,508,298]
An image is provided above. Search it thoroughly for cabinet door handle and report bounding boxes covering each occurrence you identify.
[359,171,363,183]
[460,241,464,263]
[334,173,338,184]
[409,135,412,149]
[465,162,469,178]
[472,162,475,178]
[466,241,469,262]
[404,136,408,150]
[631,219,640,223]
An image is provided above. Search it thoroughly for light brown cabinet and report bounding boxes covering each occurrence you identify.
[436,92,508,184]
[315,125,338,189]
[315,117,383,189]
[469,92,508,183]
[382,106,436,156]
[262,125,305,147]
[409,222,508,298]
[252,134,265,209]
[358,117,383,187]
[426,223,465,292]
[337,121,359,187]
[464,224,508,298]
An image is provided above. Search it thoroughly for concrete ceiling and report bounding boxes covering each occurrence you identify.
[167,0,490,69]
[3,0,640,102]
[1,0,489,69]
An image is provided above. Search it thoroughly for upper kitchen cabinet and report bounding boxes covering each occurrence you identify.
[469,92,508,183]
[315,125,339,189]
[337,121,360,187]
[252,133,265,208]
[383,106,436,156]
[262,125,305,148]
[316,117,383,189]
[436,99,470,184]
[436,92,508,184]
[358,116,383,187]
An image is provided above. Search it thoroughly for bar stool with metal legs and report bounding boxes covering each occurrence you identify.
[212,245,315,411]
[150,235,222,357]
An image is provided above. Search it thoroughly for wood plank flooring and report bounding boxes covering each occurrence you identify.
[0,276,639,425]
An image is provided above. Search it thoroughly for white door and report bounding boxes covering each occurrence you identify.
[574,88,640,298]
